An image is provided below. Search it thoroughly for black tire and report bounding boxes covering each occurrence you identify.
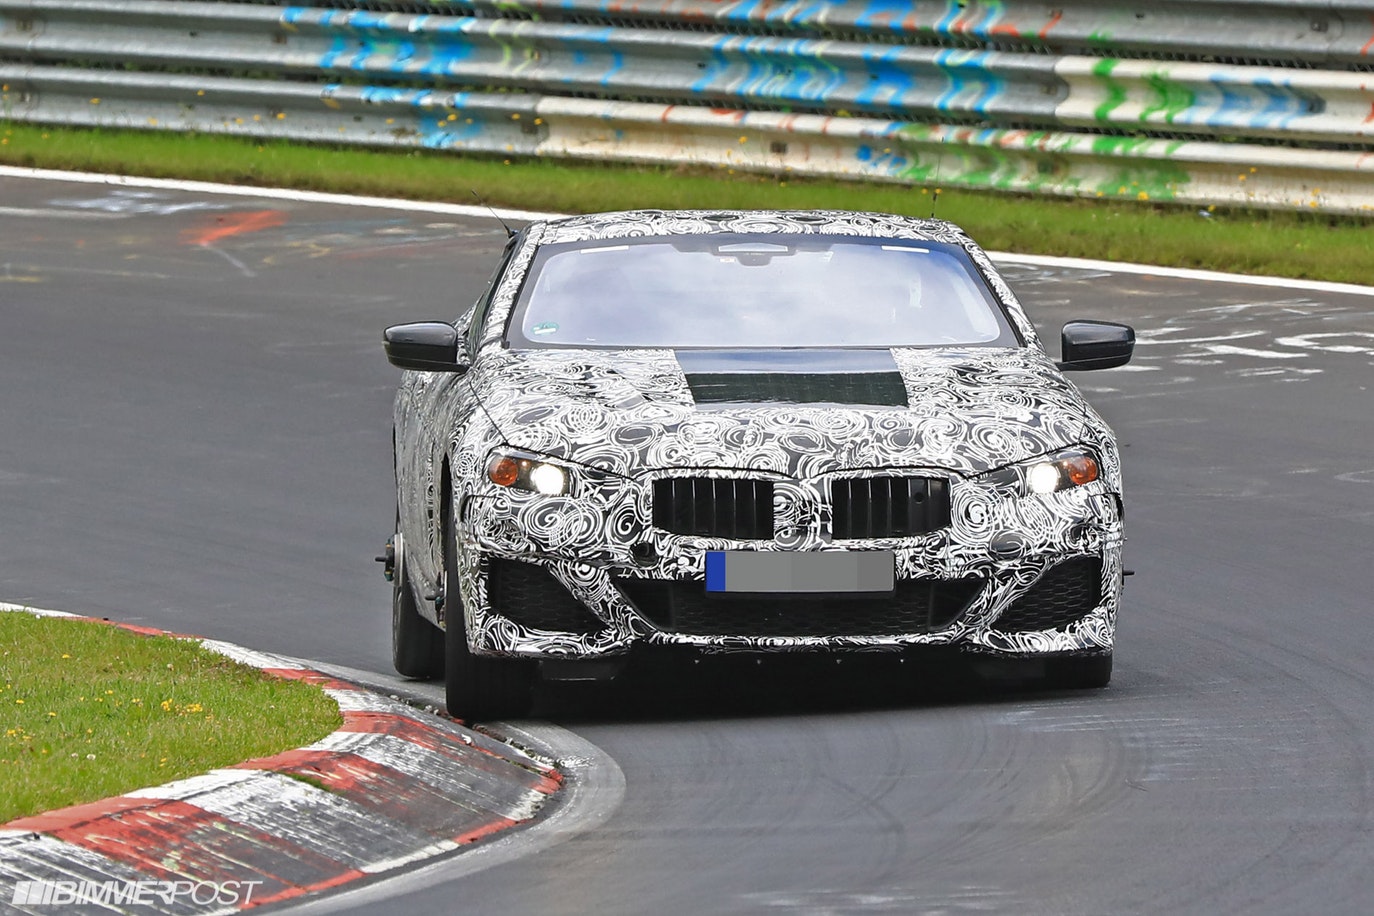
[1047,652,1113,689]
[442,505,534,720]
[391,522,444,680]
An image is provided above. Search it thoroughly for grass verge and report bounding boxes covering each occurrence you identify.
[3,122,1373,285]
[0,611,341,824]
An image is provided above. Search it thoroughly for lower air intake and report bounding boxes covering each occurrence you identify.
[488,558,607,636]
[994,557,1104,633]
[615,577,984,638]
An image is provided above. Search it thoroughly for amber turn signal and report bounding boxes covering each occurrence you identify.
[1062,453,1099,487]
[487,456,521,487]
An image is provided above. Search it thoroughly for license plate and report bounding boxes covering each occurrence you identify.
[705,550,894,594]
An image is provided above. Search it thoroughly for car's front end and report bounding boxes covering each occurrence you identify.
[453,346,1123,668]
[386,209,1133,715]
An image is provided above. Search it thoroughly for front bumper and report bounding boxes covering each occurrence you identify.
[453,472,1124,659]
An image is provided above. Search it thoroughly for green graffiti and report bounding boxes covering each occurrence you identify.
[956,149,1003,188]
[1090,134,1148,156]
[1140,72,1194,124]
[883,124,1192,202]
[1088,136,1191,199]
[1092,58,1127,124]
[1096,165,1190,200]
[888,126,1025,191]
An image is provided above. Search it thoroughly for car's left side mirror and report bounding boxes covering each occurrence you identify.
[383,322,469,373]
[1057,320,1135,371]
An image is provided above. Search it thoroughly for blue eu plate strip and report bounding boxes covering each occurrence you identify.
[705,551,726,592]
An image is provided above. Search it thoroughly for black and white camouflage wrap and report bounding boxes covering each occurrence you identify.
[392,210,1124,662]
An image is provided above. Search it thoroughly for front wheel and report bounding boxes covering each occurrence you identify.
[391,527,444,679]
[442,508,534,720]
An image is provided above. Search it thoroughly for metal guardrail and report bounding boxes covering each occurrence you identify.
[2,0,1373,213]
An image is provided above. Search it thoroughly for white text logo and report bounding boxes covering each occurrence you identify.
[11,879,264,907]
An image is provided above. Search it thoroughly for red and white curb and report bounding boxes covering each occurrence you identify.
[0,605,563,913]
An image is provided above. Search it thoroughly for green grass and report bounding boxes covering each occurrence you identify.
[4,122,1373,285]
[0,612,342,824]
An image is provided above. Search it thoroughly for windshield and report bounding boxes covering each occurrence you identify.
[505,234,1019,350]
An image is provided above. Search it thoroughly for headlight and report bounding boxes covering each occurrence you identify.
[984,447,1100,497]
[486,449,572,496]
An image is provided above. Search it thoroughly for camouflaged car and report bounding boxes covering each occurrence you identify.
[380,210,1134,719]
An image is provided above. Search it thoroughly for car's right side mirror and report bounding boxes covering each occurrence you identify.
[1057,320,1135,371]
[384,322,469,373]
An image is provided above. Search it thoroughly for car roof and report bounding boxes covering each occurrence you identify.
[533,210,975,246]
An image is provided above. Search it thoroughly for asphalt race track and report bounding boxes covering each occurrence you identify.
[3,175,1373,914]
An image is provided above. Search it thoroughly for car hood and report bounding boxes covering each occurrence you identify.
[469,347,1095,479]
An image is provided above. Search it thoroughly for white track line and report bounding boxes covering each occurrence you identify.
[985,250,1374,297]
[4,164,1372,297]
[0,165,562,222]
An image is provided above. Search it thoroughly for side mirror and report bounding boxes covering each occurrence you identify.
[1057,320,1135,371]
[383,322,468,373]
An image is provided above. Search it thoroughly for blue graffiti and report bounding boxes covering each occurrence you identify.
[416,109,488,149]
[855,43,914,109]
[339,83,497,149]
[694,35,855,107]
[854,141,910,175]
[284,7,479,78]
[932,48,1004,116]
[1192,74,1316,133]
